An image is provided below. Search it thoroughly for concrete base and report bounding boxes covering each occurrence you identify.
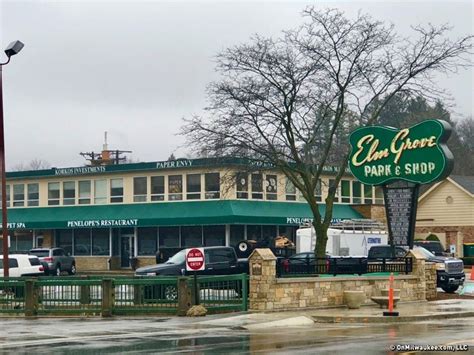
[343,291,366,309]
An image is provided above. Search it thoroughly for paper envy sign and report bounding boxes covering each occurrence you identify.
[348,120,453,185]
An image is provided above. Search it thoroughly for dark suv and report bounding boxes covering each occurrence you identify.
[29,248,76,276]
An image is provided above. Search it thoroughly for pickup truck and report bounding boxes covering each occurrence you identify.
[368,245,465,293]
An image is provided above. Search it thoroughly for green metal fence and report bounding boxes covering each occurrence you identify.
[0,274,248,317]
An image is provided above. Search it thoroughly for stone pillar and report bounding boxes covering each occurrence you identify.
[24,279,38,317]
[248,248,276,311]
[424,262,437,300]
[101,278,115,317]
[408,249,427,301]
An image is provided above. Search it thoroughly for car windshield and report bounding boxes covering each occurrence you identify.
[414,246,435,258]
[166,250,186,264]
[29,250,49,257]
[415,242,444,254]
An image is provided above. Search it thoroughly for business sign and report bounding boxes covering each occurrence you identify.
[349,120,453,186]
[185,248,205,271]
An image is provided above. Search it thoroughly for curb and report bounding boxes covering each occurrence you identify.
[312,311,474,323]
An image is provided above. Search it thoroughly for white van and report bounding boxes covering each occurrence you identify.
[0,254,45,277]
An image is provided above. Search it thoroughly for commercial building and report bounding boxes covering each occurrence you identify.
[1,157,384,270]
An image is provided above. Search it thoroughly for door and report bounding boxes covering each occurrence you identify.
[120,235,135,268]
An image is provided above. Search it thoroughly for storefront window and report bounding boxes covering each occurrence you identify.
[278,225,296,242]
[133,177,147,202]
[285,178,296,201]
[186,174,201,200]
[13,184,24,207]
[110,179,123,203]
[9,231,33,252]
[79,181,91,205]
[247,225,262,241]
[151,176,165,201]
[341,180,351,203]
[230,225,245,246]
[205,173,220,199]
[168,175,183,201]
[159,227,180,248]
[91,228,110,255]
[262,225,276,240]
[236,172,248,199]
[353,181,362,204]
[56,229,73,255]
[137,227,157,255]
[48,182,60,206]
[251,174,263,199]
[265,175,277,200]
[203,225,225,246]
[94,180,107,204]
[363,184,373,204]
[74,229,91,256]
[63,181,76,205]
[181,226,202,247]
[27,183,39,206]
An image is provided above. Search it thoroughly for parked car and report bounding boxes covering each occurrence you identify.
[413,240,447,256]
[0,254,45,277]
[29,248,76,276]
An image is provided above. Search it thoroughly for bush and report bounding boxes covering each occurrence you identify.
[426,234,440,241]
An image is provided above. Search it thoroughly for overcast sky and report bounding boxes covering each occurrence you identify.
[0,0,472,169]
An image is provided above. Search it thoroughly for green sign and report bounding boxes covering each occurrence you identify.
[348,120,453,185]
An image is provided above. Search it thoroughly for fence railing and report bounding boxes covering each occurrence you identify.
[276,257,413,277]
[0,274,248,317]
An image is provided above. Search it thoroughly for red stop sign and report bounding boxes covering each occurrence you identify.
[186,248,205,271]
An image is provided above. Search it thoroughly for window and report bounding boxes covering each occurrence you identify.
[247,225,262,241]
[205,173,220,199]
[63,181,76,205]
[236,172,248,199]
[137,227,157,256]
[203,225,225,246]
[110,179,123,203]
[363,184,373,204]
[186,174,201,200]
[159,227,180,248]
[133,177,147,202]
[74,229,91,256]
[78,181,91,204]
[0,258,18,269]
[285,178,296,201]
[262,225,276,240]
[168,175,183,200]
[3,184,10,208]
[314,179,322,202]
[56,229,73,255]
[265,175,277,200]
[48,182,60,206]
[353,181,362,204]
[207,248,234,263]
[341,180,350,203]
[230,225,245,246]
[151,176,165,201]
[13,184,25,207]
[374,187,384,204]
[91,228,110,255]
[181,226,202,247]
[251,174,263,199]
[94,180,107,204]
[27,183,39,206]
[329,179,340,203]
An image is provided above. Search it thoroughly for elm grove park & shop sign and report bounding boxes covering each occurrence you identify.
[349,120,453,249]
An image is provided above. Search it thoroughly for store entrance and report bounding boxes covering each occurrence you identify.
[120,235,135,268]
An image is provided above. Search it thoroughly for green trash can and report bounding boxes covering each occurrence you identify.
[463,243,474,257]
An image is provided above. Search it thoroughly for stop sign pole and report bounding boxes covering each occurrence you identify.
[186,248,205,306]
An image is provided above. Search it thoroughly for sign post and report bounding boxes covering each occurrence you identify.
[185,248,205,306]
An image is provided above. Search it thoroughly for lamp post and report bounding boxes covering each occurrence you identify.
[0,40,24,277]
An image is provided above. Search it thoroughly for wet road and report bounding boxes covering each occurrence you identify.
[0,316,473,354]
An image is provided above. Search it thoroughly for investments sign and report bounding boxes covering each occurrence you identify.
[348,120,453,186]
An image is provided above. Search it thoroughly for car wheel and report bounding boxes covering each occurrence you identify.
[69,263,76,275]
[164,285,178,301]
[441,285,459,293]
[55,265,62,277]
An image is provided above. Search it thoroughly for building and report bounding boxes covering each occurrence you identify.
[416,175,474,256]
[1,157,384,270]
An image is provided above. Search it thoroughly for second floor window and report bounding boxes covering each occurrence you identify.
[168,175,182,201]
[48,182,60,206]
[151,176,164,201]
[133,177,147,202]
[63,181,76,205]
[94,180,107,204]
[341,180,350,203]
[251,174,263,199]
[13,184,25,207]
[353,181,362,204]
[27,183,39,206]
[205,173,220,199]
[265,175,277,200]
[186,174,201,200]
[78,181,91,205]
[314,179,322,202]
[285,178,296,201]
[110,179,123,203]
[236,172,248,199]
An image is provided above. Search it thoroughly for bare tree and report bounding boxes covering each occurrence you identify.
[182,7,472,259]
[12,158,51,171]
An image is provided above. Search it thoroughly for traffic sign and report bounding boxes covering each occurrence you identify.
[185,248,205,271]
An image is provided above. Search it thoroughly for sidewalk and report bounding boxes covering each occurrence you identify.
[193,299,474,329]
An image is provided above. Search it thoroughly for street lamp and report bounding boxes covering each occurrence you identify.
[0,40,24,277]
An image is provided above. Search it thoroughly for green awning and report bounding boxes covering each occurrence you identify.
[1,200,361,230]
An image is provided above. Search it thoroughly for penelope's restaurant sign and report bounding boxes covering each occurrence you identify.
[348,120,453,185]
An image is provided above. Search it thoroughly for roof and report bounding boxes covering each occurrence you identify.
[1,200,361,230]
[449,175,474,195]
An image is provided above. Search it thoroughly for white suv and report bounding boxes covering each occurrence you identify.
[0,254,45,277]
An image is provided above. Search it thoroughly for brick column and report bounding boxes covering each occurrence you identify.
[248,248,276,311]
